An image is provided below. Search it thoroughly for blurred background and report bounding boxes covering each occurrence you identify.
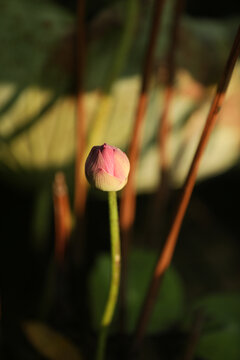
[0,0,240,359]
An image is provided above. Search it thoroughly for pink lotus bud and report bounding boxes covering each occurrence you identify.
[85,143,130,192]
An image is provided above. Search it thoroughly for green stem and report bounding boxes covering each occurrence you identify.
[96,191,121,360]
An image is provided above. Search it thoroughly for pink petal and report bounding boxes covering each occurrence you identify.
[100,144,115,176]
[113,148,130,180]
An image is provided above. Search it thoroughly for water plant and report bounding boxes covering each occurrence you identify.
[0,1,240,360]
[85,143,130,360]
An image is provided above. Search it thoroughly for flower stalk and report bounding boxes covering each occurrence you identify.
[74,0,87,219]
[132,25,240,352]
[120,0,166,232]
[85,144,129,360]
[96,191,121,360]
[53,172,72,264]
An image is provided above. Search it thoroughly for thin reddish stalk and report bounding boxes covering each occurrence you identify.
[146,0,184,244]
[118,0,166,330]
[53,172,72,264]
[158,0,184,162]
[157,0,184,203]
[120,0,166,230]
[120,93,148,230]
[74,0,87,219]
[182,309,205,360]
[132,25,240,351]
[158,86,173,172]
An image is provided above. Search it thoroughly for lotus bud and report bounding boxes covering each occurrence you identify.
[85,143,130,192]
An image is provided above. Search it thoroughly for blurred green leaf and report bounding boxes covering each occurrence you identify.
[0,0,239,190]
[89,247,184,334]
[23,321,83,360]
[195,293,240,328]
[186,293,240,360]
[126,248,184,333]
[0,0,73,85]
[196,325,240,360]
[89,253,111,330]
